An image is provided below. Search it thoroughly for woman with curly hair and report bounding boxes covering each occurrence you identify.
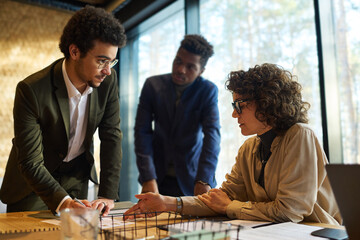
[125,63,341,225]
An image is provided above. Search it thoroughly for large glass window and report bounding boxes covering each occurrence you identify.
[118,1,185,200]
[333,0,360,163]
[137,11,185,88]
[199,0,321,185]
[119,0,360,199]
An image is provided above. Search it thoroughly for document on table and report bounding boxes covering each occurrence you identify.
[99,217,133,229]
[42,217,134,230]
[224,219,272,228]
[108,208,128,215]
[108,201,135,215]
[163,220,324,240]
[234,222,324,240]
[167,219,239,233]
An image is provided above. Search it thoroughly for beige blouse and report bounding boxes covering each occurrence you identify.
[181,123,342,225]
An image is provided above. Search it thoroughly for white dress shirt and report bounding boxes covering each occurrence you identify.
[62,59,93,162]
[56,59,93,214]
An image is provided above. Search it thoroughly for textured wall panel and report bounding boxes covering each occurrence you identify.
[0,0,72,177]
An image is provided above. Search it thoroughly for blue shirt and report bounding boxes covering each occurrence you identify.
[134,73,221,195]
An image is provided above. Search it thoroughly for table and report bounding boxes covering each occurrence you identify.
[0,210,185,240]
[0,210,345,240]
[0,211,61,239]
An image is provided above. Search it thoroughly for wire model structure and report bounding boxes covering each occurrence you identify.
[98,211,244,240]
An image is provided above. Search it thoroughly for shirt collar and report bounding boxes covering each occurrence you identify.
[253,129,279,154]
[258,129,277,149]
[62,59,93,98]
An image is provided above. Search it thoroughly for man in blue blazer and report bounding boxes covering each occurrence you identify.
[135,35,221,196]
[0,6,125,215]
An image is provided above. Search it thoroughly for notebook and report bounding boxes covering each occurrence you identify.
[324,164,360,240]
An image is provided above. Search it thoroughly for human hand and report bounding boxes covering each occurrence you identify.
[194,182,211,195]
[197,189,231,214]
[90,198,114,216]
[59,198,91,211]
[123,193,175,220]
[141,179,159,194]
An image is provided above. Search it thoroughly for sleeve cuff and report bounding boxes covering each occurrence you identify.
[56,195,72,215]
[196,180,210,186]
[226,200,250,219]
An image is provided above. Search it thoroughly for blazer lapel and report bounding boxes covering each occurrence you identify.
[164,76,176,121]
[86,88,97,143]
[53,59,70,141]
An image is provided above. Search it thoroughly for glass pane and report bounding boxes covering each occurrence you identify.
[118,3,185,199]
[333,0,360,163]
[137,12,185,90]
[200,0,321,185]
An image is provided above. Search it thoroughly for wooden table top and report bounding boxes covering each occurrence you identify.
[0,210,345,240]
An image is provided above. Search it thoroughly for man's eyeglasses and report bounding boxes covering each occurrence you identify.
[97,58,118,69]
[88,52,118,69]
[232,99,251,114]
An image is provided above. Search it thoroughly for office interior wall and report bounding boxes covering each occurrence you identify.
[0,0,73,211]
[0,0,73,178]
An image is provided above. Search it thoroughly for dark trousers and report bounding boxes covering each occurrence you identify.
[7,153,90,212]
[158,175,184,196]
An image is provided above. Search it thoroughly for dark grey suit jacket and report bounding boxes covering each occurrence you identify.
[0,59,122,211]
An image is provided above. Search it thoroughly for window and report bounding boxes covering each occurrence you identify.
[333,0,360,163]
[119,0,359,199]
[118,1,185,200]
[199,0,321,184]
[137,10,185,88]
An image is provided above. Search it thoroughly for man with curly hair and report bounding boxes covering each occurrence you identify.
[135,34,221,196]
[126,63,341,225]
[0,6,126,216]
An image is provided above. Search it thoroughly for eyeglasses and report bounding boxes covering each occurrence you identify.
[231,99,251,114]
[96,58,118,69]
[88,52,118,69]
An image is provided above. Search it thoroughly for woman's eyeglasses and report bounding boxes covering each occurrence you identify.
[231,99,251,114]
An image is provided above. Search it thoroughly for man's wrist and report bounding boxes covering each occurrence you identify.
[196,180,210,186]
[98,196,114,201]
[142,179,159,193]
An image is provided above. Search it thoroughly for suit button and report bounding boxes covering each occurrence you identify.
[59,153,64,159]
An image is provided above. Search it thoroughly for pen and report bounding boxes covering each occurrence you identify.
[74,198,86,207]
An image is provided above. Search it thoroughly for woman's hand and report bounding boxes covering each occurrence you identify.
[197,189,231,214]
[123,193,176,220]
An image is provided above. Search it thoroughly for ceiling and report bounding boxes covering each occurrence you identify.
[15,0,129,12]
[15,0,176,31]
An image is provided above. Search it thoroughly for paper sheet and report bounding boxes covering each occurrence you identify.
[234,222,324,240]
[108,208,128,215]
[224,219,272,228]
[99,217,133,229]
[42,216,134,230]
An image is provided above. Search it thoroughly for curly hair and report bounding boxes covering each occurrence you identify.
[225,63,310,134]
[59,5,126,58]
[180,34,214,68]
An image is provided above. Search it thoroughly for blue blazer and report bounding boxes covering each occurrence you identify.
[134,73,221,195]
